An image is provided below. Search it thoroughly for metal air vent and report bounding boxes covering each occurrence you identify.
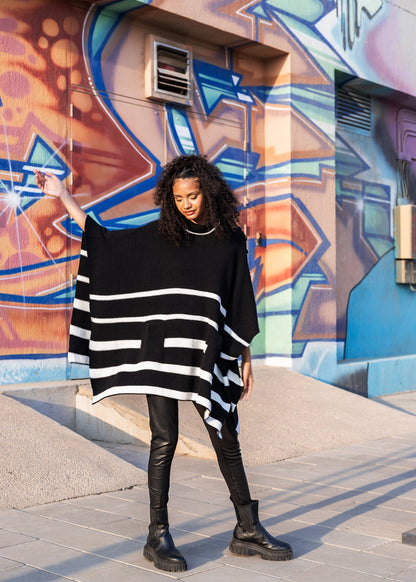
[336,87,372,134]
[145,35,193,106]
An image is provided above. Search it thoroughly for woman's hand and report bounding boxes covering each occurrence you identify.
[240,346,253,401]
[34,169,87,231]
[34,170,68,200]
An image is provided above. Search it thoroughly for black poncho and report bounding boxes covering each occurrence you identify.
[68,216,259,434]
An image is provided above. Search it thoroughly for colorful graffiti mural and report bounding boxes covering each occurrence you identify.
[0,2,73,383]
[1,0,415,393]
[337,0,383,50]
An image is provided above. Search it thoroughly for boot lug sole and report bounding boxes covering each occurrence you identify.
[143,544,187,572]
[229,539,293,561]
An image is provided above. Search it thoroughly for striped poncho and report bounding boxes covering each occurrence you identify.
[68,216,259,433]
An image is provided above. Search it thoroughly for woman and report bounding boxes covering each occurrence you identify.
[35,155,293,572]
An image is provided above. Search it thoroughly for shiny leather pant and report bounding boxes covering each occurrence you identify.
[146,395,252,510]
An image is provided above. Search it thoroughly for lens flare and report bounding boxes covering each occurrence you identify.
[2,189,21,210]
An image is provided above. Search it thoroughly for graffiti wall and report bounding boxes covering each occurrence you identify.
[1,0,416,394]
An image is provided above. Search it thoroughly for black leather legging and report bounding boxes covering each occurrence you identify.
[146,394,252,510]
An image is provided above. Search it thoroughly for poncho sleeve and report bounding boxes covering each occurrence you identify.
[220,228,259,359]
[68,216,93,365]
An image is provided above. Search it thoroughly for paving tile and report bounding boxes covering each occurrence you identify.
[171,457,218,477]
[179,563,285,581]
[282,506,346,527]
[284,454,361,468]
[161,482,227,504]
[282,562,388,582]
[219,550,319,578]
[361,505,416,526]
[172,475,228,497]
[0,539,108,578]
[170,500,234,522]
[102,534,227,578]
[386,565,416,582]
[0,556,24,572]
[0,512,77,540]
[338,475,416,498]
[0,565,70,581]
[246,474,351,500]
[1,517,142,563]
[173,489,231,508]
[178,564,224,580]
[252,467,328,485]
[378,496,416,512]
[169,468,220,486]
[66,496,148,521]
[0,511,26,530]
[169,527,225,547]
[169,512,234,542]
[259,518,317,537]
[248,488,300,506]
[269,490,347,510]
[0,530,36,549]
[278,521,384,551]
[168,496,235,520]
[394,488,416,501]
[0,541,168,582]
[61,559,171,582]
[54,530,141,561]
[26,503,134,528]
[321,529,387,551]
[174,537,230,574]
[344,515,408,540]
[85,517,148,541]
[368,540,416,560]
[247,459,356,479]
[169,481,235,507]
[380,458,416,470]
[103,486,149,503]
[0,556,166,582]
[301,544,415,577]
[283,537,329,557]
[323,491,399,513]
[258,499,310,516]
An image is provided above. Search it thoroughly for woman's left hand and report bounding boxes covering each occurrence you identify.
[240,347,253,401]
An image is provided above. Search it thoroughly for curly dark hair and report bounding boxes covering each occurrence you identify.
[153,154,240,245]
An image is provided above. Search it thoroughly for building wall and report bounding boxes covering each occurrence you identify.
[1,0,416,395]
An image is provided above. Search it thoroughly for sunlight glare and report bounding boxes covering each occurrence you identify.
[2,189,21,210]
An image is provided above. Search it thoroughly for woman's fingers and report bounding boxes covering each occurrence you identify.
[34,170,61,197]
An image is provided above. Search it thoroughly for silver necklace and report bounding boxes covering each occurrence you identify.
[185,225,217,236]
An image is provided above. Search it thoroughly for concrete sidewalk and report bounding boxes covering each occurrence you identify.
[0,393,416,581]
[3,367,416,513]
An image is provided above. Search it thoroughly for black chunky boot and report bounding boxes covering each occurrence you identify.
[143,508,187,572]
[229,500,293,561]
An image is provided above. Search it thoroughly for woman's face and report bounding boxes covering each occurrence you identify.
[172,177,208,224]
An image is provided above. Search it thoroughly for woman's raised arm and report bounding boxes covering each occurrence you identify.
[34,170,86,231]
